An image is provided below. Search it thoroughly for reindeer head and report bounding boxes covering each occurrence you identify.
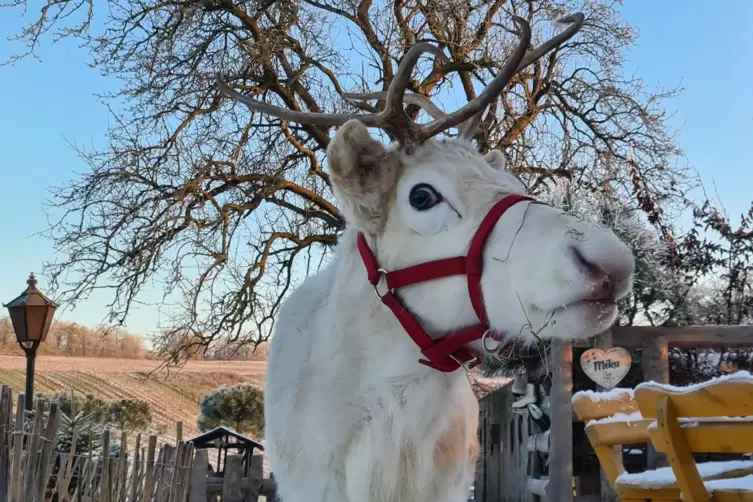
[219,14,635,363]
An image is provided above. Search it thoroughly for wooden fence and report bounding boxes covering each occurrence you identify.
[475,381,530,502]
[0,385,277,502]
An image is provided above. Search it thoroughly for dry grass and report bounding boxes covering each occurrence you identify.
[0,355,266,445]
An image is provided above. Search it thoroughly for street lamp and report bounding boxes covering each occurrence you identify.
[3,273,57,410]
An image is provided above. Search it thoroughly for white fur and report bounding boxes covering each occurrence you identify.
[265,121,635,502]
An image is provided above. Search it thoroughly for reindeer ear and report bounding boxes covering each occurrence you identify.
[327,119,403,234]
[484,150,507,171]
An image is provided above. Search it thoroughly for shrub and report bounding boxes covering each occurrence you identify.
[106,399,152,433]
[196,384,264,437]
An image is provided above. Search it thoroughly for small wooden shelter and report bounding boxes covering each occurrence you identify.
[187,426,264,477]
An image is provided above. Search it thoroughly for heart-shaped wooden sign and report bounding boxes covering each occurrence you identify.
[580,347,632,389]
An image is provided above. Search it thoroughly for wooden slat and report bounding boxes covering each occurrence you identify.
[0,385,11,502]
[102,428,112,502]
[714,491,753,502]
[22,399,46,502]
[572,390,638,422]
[143,435,158,502]
[584,419,653,447]
[116,431,128,502]
[654,396,709,502]
[130,434,142,502]
[168,441,184,502]
[36,402,60,502]
[635,377,753,419]
[8,393,24,502]
[647,421,753,454]
[179,442,195,502]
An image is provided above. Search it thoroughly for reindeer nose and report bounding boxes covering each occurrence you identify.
[570,246,616,299]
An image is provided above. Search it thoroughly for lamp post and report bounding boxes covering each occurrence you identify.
[3,273,57,410]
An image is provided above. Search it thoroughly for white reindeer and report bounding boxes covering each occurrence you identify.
[219,13,634,502]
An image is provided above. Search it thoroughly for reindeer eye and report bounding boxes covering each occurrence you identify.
[409,183,443,211]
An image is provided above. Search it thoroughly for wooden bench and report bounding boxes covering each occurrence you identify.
[573,373,753,502]
[633,371,753,502]
[573,388,676,501]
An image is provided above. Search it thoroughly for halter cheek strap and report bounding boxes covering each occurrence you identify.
[357,194,534,372]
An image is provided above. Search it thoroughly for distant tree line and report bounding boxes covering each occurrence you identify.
[158,330,269,364]
[0,318,269,361]
[0,319,147,358]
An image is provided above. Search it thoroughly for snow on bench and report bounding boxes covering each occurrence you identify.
[616,460,753,489]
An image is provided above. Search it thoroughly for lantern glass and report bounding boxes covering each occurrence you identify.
[8,307,28,342]
[4,274,58,344]
[27,304,55,342]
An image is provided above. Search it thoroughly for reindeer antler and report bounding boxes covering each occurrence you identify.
[217,13,584,150]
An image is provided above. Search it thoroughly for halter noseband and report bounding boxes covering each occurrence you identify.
[357,194,534,372]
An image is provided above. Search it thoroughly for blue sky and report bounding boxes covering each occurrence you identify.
[0,2,751,336]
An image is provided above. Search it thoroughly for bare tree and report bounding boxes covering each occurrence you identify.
[3,0,691,361]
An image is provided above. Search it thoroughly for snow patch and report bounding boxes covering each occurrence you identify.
[587,411,644,426]
[636,371,753,394]
[617,460,753,488]
[703,474,753,493]
[572,387,634,403]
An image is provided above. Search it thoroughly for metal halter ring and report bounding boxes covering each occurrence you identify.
[481,330,502,354]
[373,268,395,299]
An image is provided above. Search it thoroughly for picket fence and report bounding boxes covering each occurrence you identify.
[0,385,276,502]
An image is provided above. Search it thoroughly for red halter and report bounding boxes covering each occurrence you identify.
[357,194,534,372]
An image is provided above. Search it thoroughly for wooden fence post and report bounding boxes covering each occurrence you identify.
[222,455,245,502]
[641,334,669,469]
[548,340,573,502]
[189,449,208,502]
